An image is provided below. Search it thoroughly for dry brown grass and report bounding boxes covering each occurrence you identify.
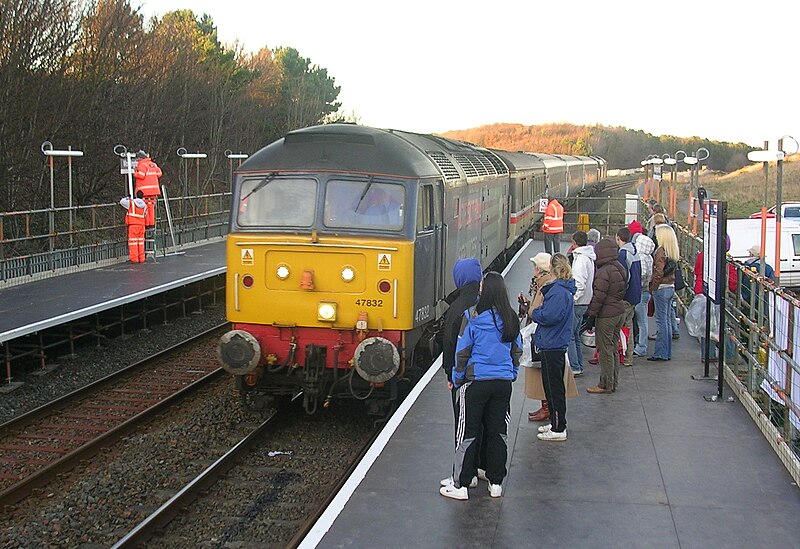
[699,156,800,219]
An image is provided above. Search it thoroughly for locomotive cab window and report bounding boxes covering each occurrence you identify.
[417,185,434,233]
[324,179,405,230]
[237,176,317,227]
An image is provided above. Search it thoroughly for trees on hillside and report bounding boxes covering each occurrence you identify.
[443,123,754,172]
[0,0,341,213]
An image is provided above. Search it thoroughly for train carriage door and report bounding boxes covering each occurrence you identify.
[412,182,441,326]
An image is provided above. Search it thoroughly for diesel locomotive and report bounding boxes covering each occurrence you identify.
[217,124,606,416]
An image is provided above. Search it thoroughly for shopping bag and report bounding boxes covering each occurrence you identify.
[519,321,540,368]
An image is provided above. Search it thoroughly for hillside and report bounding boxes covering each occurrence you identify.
[440,123,753,172]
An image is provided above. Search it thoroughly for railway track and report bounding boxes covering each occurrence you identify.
[0,323,229,507]
[106,406,379,548]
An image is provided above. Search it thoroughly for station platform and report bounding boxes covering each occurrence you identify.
[0,239,226,345]
[303,240,800,548]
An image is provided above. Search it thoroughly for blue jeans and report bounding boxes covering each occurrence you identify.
[653,286,675,359]
[700,336,717,361]
[567,304,588,372]
[634,291,650,355]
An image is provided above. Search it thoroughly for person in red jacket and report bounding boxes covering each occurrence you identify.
[120,191,147,263]
[541,196,564,254]
[133,150,162,227]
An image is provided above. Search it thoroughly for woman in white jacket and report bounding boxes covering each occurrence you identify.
[567,231,596,375]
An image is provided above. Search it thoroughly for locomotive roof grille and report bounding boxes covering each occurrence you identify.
[427,151,461,180]
[482,150,509,175]
[452,153,481,178]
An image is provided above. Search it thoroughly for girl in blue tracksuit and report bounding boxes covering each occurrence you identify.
[530,253,576,441]
[441,272,522,500]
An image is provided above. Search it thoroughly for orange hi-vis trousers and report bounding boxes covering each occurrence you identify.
[128,225,146,263]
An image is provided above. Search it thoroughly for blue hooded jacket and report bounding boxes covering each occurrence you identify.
[453,258,482,290]
[618,241,642,305]
[453,307,522,386]
[530,278,576,350]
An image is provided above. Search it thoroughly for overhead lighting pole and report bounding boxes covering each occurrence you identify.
[747,136,799,285]
[683,147,709,235]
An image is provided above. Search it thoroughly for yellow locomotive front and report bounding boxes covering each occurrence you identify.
[218,126,447,416]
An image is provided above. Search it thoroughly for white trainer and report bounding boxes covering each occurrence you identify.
[440,476,478,488]
[439,483,468,500]
[488,484,503,498]
[538,424,552,433]
[477,468,488,482]
[537,429,567,441]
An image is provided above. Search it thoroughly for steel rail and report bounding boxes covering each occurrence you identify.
[111,412,278,548]
[0,323,229,507]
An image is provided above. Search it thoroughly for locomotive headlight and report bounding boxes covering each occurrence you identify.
[341,266,355,282]
[276,264,290,280]
[317,302,337,322]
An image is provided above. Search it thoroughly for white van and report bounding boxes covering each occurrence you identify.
[727,218,800,287]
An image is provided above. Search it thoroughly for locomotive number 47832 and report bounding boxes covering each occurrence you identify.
[355,299,383,307]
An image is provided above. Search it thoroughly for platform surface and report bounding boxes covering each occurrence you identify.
[0,239,226,343]
[309,239,800,548]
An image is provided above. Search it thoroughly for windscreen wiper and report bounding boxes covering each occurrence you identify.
[241,172,277,202]
[354,176,374,213]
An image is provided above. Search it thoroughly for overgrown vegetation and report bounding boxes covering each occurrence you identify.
[0,0,344,214]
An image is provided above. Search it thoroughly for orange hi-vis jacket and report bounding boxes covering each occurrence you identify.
[542,199,564,234]
[123,197,147,226]
[134,158,162,197]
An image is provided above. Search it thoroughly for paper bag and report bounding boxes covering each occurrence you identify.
[524,357,578,400]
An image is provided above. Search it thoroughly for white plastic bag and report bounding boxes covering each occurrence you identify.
[519,321,537,368]
[685,294,720,341]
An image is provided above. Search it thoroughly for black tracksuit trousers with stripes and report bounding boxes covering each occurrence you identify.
[453,379,512,488]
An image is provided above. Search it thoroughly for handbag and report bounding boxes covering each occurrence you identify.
[530,340,542,364]
[647,295,655,317]
[520,321,541,367]
[674,266,686,291]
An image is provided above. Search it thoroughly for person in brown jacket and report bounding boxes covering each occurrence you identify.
[586,237,627,393]
[648,225,680,361]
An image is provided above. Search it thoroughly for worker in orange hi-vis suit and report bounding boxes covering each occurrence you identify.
[133,150,162,227]
[120,191,147,263]
[541,195,564,255]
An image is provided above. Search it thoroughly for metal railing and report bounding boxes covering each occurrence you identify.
[0,191,231,286]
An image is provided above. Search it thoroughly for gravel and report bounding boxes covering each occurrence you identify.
[0,304,227,424]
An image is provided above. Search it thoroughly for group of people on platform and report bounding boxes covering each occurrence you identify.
[437,201,714,501]
[119,151,162,263]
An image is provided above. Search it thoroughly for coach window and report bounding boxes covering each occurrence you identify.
[417,185,434,233]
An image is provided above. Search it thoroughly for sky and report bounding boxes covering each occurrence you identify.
[139,0,799,150]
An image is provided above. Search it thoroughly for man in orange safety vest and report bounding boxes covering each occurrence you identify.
[133,150,162,227]
[120,190,147,263]
[541,195,564,254]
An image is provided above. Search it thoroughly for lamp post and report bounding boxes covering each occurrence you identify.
[225,150,249,192]
[41,141,84,251]
[640,158,650,200]
[650,156,664,205]
[682,147,709,235]
[663,150,686,220]
[177,147,207,220]
[747,136,799,285]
